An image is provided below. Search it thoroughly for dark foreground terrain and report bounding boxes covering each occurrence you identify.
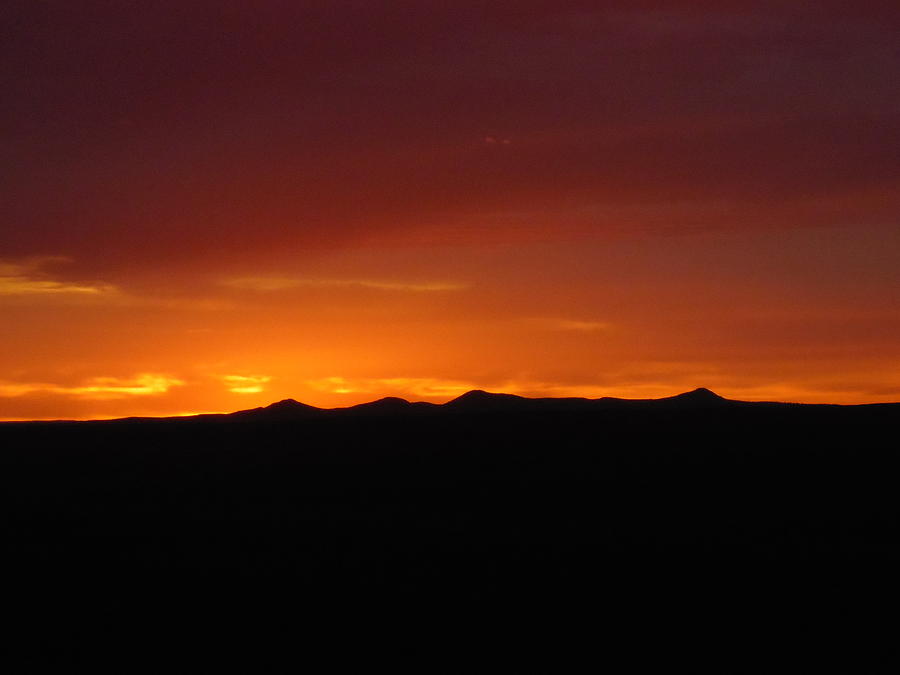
[3,388,899,666]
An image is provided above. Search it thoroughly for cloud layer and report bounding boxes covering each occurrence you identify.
[2,3,896,269]
[222,374,272,394]
[223,278,467,293]
[0,374,184,400]
[0,258,116,297]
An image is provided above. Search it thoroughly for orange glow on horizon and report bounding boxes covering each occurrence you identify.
[3,226,900,421]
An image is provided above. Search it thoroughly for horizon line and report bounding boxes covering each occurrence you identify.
[5,386,897,423]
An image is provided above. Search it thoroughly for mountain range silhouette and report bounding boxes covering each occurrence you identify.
[10,387,886,426]
[245,387,741,417]
[181,386,864,422]
[2,383,897,666]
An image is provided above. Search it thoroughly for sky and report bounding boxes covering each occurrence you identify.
[2,1,899,419]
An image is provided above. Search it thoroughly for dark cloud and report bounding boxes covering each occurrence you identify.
[2,1,898,270]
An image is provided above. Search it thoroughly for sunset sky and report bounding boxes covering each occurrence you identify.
[2,1,899,419]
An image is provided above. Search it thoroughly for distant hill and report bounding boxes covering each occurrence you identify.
[217,386,870,421]
[214,387,742,421]
[228,398,325,419]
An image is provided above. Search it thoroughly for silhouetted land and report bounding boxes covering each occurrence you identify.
[3,388,898,666]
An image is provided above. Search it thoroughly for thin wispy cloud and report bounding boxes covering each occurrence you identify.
[529,318,613,333]
[306,376,610,400]
[306,376,476,398]
[0,374,184,400]
[0,256,117,297]
[223,277,468,293]
[221,374,272,394]
[0,257,238,310]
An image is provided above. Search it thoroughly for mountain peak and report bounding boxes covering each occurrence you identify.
[265,398,315,411]
[680,387,724,400]
[372,396,410,405]
[449,389,518,402]
[229,398,323,419]
[446,390,529,410]
[349,396,411,411]
[657,387,729,407]
[451,389,491,401]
